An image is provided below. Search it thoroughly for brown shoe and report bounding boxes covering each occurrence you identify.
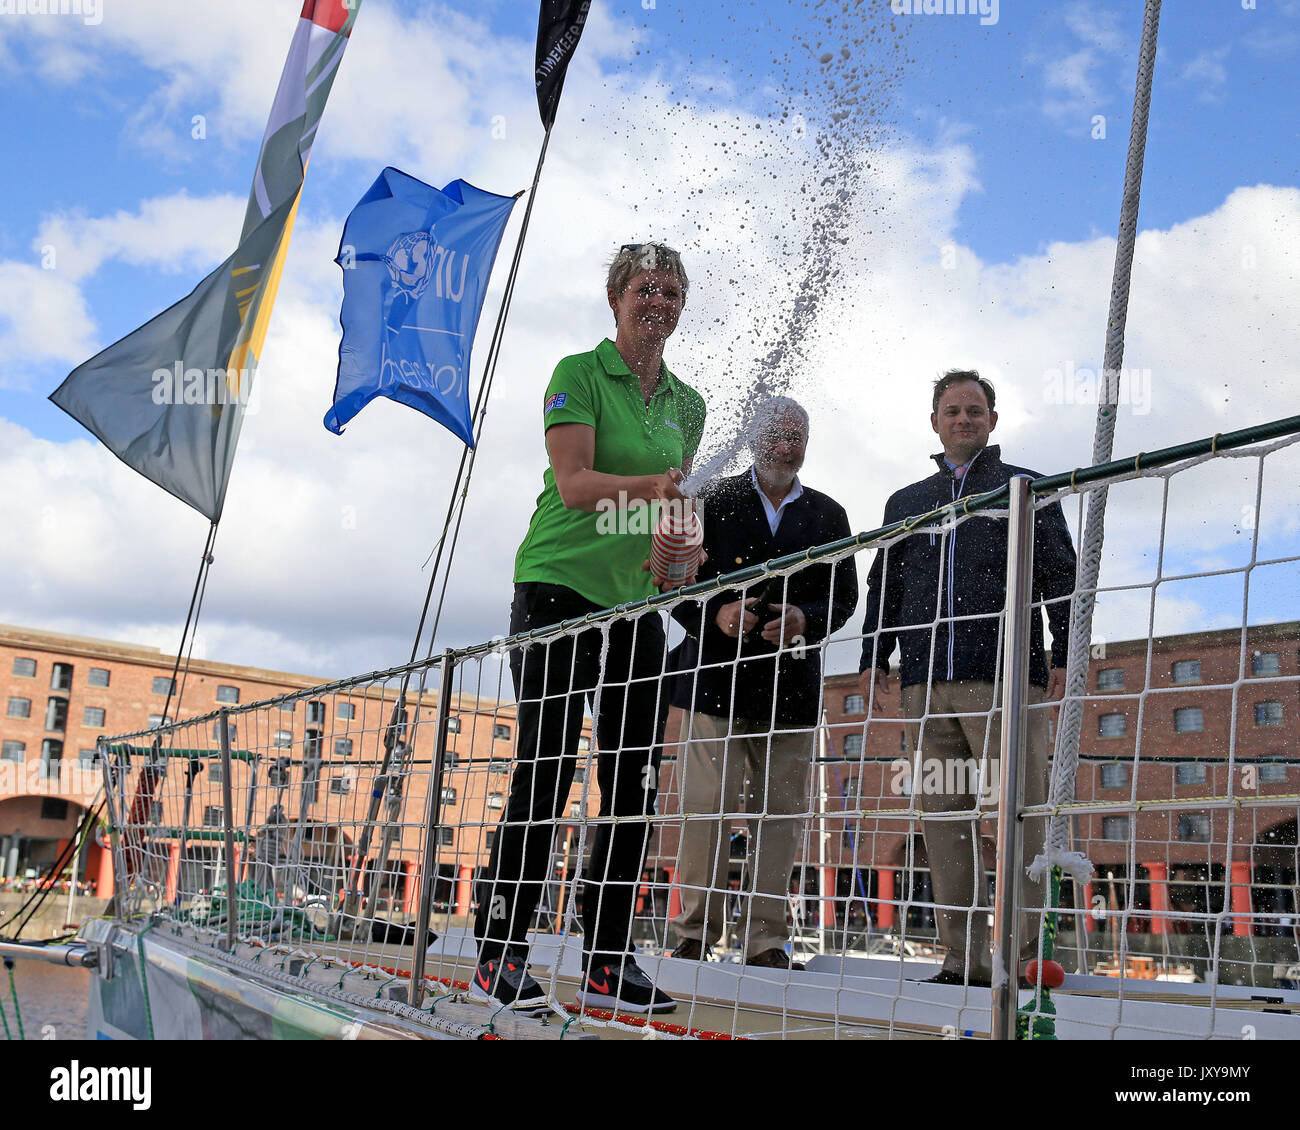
[745,948,805,971]
[672,937,705,961]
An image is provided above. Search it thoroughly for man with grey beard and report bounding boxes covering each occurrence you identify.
[667,397,857,969]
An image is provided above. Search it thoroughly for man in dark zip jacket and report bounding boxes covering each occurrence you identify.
[669,397,858,968]
[857,370,1077,987]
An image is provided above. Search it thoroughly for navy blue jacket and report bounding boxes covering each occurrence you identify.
[670,470,859,726]
[857,445,1077,690]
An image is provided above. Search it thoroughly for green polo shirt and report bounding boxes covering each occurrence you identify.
[514,339,707,609]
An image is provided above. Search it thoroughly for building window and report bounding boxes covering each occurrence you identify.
[1251,651,1280,677]
[40,739,63,778]
[337,702,355,720]
[1098,712,1126,738]
[440,787,457,805]
[1177,814,1210,842]
[7,697,31,719]
[442,751,459,771]
[1171,660,1201,685]
[570,801,585,819]
[1175,763,1207,785]
[1258,764,1287,784]
[492,724,511,741]
[50,663,74,691]
[78,749,97,770]
[278,701,295,713]
[1173,707,1204,734]
[329,775,352,795]
[147,714,171,730]
[483,829,496,852]
[436,827,455,846]
[1096,667,1124,691]
[573,764,586,783]
[203,806,225,827]
[306,701,326,724]
[1255,701,1283,728]
[273,729,294,748]
[333,738,353,758]
[208,762,224,785]
[304,729,323,757]
[1101,815,1130,841]
[844,693,865,715]
[216,685,240,704]
[87,667,111,687]
[45,697,68,732]
[210,720,238,744]
[488,759,510,774]
[1099,763,1128,789]
[12,657,36,678]
[577,735,590,750]
[41,798,69,822]
[447,716,461,733]
[1,741,25,762]
[82,706,106,727]
[843,734,864,757]
[152,676,174,695]
[487,793,505,810]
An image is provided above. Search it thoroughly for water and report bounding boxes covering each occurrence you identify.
[1,960,89,1040]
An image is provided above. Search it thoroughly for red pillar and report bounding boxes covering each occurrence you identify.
[876,868,896,929]
[94,844,114,900]
[821,867,837,927]
[1230,861,1253,937]
[164,843,181,900]
[1145,863,1169,935]
[455,865,474,916]
[666,865,683,923]
[402,861,417,915]
[1083,881,1096,933]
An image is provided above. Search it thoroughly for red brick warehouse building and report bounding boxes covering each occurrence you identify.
[651,622,1299,939]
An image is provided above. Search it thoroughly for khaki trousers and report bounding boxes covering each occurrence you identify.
[671,711,813,957]
[901,679,1051,979]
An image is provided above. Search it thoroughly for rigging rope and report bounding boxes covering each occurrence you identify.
[1023,0,1163,1036]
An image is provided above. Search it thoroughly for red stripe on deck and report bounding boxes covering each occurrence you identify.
[300,0,354,34]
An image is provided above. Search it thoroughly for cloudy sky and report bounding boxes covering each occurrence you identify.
[1,0,1298,688]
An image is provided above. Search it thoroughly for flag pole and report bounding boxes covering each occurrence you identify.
[349,126,556,931]
[411,124,553,665]
[355,0,590,931]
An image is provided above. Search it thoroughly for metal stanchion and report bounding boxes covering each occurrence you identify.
[409,651,456,1006]
[217,709,238,952]
[992,475,1034,1040]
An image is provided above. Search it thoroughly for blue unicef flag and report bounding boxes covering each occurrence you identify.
[324,168,517,445]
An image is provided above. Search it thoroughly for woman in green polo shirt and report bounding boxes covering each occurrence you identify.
[470,243,706,1017]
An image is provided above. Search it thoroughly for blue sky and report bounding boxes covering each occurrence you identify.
[1,0,1297,674]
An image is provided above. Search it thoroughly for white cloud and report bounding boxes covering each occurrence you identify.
[0,261,97,388]
[1037,2,1133,127]
[1179,46,1230,103]
[2,2,1299,697]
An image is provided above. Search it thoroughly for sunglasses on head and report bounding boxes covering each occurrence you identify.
[620,242,679,256]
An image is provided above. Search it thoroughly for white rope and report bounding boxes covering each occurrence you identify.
[1037,0,1164,879]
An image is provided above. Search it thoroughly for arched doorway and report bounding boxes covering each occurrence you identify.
[0,794,108,896]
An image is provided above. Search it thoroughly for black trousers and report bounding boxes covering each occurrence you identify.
[473,582,669,966]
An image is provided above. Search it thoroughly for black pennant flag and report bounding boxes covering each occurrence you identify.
[535,0,590,129]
